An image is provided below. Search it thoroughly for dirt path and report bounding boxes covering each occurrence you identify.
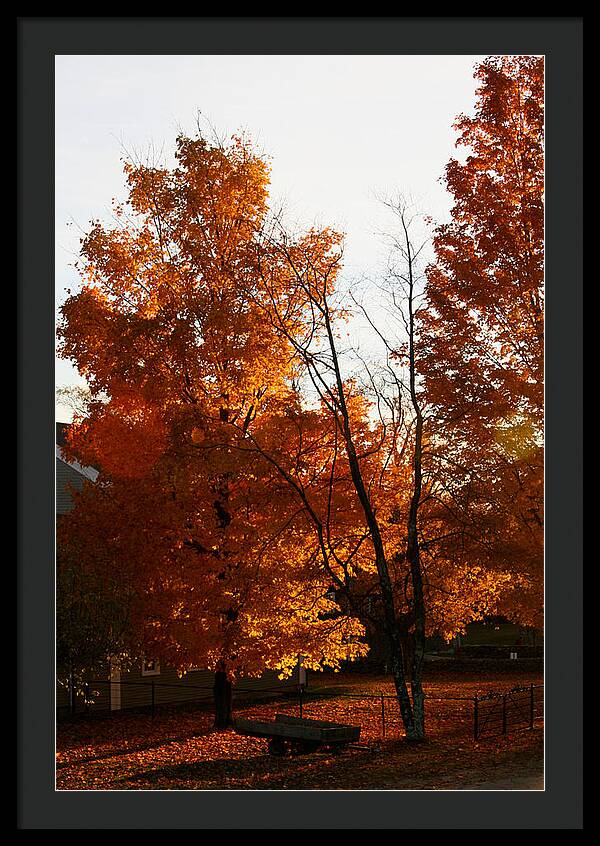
[379,768,544,791]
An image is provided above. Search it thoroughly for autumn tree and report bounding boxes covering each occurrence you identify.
[244,177,536,739]
[419,55,544,628]
[234,216,434,739]
[57,132,366,726]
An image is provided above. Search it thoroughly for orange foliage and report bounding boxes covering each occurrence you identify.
[58,57,545,688]
[418,56,544,628]
[58,133,368,680]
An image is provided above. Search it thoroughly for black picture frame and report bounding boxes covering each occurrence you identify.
[18,17,583,829]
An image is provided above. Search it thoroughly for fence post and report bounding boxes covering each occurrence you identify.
[502,694,507,735]
[151,680,155,719]
[529,684,535,729]
[473,695,479,741]
[380,693,386,739]
[69,672,75,717]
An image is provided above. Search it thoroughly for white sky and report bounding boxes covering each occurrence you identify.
[55,54,485,421]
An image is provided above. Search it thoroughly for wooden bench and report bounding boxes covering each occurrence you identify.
[234,713,361,756]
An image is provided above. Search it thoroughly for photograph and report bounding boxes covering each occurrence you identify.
[53,51,546,793]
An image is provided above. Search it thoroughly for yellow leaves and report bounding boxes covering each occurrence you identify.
[492,416,540,460]
[424,562,523,643]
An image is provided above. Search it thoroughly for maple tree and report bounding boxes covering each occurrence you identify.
[241,55,544,733]
[418,55,544,629]
[253,219,452,738]
[57,133,367,725]
[233,212,437,740]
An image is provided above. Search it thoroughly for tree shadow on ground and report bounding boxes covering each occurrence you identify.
[121,747,377,789]
[56,728,214,768]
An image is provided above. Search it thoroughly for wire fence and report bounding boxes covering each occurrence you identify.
[58,677,296,717]
[58,676,543,743]
[474,684,544,740]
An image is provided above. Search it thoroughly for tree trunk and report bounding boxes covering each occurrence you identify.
[69,661,75,716]
[264,220,428,742]
[400,632,415,678]
[323,305,424,741]
[389,641,420,740]
[213,666,233,728]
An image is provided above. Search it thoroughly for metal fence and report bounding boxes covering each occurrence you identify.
[61,677,543,743]
[286,687,543,742]
[473,684,544,740]
[298,684,544,742]
[59,677,295,718]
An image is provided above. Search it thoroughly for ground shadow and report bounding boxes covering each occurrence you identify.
[122,746,377,789]
[56,727,214,768]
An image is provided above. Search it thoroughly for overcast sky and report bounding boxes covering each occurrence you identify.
[55,54,485,421]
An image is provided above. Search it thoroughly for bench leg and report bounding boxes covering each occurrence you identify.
[268,737,288,756]
[329,743,348,755]
[291,739,321,755]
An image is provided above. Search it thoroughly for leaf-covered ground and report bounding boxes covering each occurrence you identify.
[56,669,543,790]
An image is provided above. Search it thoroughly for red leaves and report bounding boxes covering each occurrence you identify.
[57,131,370,680]
[56,670,543,790]
[416,56,544,628]
[421,56,544,436]
[84,391,168,479]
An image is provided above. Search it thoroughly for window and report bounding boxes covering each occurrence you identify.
[141,658,160,676]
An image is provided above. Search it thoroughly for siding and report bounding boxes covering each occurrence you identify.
[56,456,86,515]
[57,663,297,716]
